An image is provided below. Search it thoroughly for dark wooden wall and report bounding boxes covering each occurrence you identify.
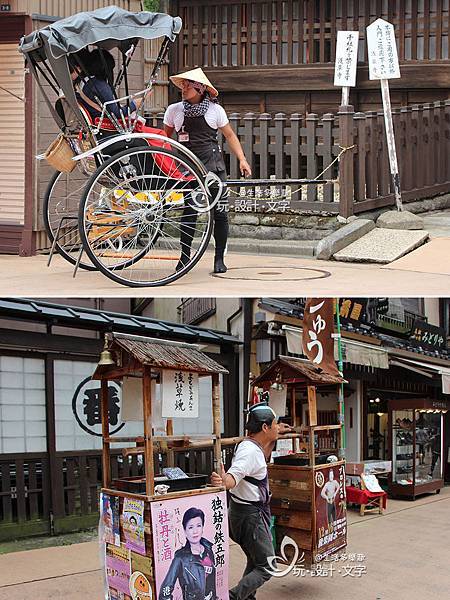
[169,0,450,115]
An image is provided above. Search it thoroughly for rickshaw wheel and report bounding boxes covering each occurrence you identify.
[43,169,96,271]
[78,146,213,287]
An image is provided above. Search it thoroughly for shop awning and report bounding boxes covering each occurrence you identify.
[389,356,450,394]
[283,325,389,369]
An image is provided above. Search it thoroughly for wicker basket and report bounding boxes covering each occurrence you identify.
[44,134,76,173]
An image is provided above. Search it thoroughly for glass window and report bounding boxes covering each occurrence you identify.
[415,411,443,482]
[392,409,414,485]
[0,356,46,453]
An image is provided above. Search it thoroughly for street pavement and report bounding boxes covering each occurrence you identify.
[2,209,450,297]
[0,487,449,600]
[1,242,450,296]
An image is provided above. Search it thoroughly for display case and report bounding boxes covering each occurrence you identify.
[388,398,449,499]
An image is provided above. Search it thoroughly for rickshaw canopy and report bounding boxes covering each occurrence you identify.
[19,6,182,60]
[18,6,182,131]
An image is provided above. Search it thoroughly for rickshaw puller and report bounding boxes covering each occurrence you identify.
[164,68,251,274]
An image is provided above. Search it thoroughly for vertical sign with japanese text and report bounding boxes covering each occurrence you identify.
[151,492,229,600]
[314,463,347,562]
[367,18,403,210]
[367,18,400,80]
[162,370,199,418]
[302,299,341,377]
[334,30,359,87]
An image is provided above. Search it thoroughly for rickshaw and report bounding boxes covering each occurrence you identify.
[19,6,222,287]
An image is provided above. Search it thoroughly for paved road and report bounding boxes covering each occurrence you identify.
[0,488,448,600]
[1,244,449,296]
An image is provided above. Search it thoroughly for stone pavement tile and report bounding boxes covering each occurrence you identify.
[382,237,450,275]
[333,229,429,263]
[0,541,99,587]
[1,490,449,600]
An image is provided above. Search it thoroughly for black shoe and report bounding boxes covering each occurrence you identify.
[176,253,190,272]
[214,256,227,273]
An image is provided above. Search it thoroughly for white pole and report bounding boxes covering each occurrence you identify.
[380,78,403,211]
[341,86,350,106]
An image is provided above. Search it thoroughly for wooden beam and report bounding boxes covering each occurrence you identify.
[307,385,317,427]
[142,366,154,496]
[101,379,111,488]
[212,373,222,471]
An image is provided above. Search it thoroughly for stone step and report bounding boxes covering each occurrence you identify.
[226,237,318,257]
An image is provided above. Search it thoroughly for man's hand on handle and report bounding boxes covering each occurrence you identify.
[211,463,227,487]
[211,464,236,490]
[239,158,252,177]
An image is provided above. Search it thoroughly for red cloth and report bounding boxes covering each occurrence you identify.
[346,485,388,509]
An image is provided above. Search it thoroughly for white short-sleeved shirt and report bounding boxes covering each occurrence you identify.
[227,440,267,504]
[163,101,229,132]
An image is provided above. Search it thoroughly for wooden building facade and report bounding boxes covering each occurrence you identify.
[169,0,450,115]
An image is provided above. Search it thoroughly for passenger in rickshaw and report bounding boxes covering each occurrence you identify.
[164,68,252,274]
[74,48,142,122]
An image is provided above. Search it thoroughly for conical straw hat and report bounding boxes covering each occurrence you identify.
[170,67,218,97]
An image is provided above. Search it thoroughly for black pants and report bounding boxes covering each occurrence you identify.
[228,499,273,600]
[179,169,229,259]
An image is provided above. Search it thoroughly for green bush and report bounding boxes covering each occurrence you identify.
[143,0,160,11]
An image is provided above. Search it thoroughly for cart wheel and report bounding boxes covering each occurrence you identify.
[78,146,213,287]
[43,169,96,271]
[436,488,441,494]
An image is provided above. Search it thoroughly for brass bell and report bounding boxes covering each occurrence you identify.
[98,338,115,369]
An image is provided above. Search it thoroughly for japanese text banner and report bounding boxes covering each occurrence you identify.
[302,298,341,377]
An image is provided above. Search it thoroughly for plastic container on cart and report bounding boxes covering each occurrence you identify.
[112,474,208,494]
[273,454,332,466]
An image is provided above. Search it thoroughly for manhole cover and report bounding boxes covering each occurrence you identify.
[211,266,331,281]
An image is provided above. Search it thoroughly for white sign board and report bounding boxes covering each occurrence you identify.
[334,30,359,87]
[269,386,287,417]
[367,18,400,80]
[162,369,199,418]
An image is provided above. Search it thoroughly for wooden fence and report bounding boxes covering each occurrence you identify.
[0,446,235,540]
[150,100,450,217]
[175,0,450,69]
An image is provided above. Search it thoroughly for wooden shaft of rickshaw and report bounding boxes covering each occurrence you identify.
[226,178,329,186]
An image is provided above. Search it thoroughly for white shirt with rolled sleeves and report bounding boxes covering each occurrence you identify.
[227,439,267,504]
[163,101,229,132]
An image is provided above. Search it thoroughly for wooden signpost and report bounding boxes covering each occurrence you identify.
[367,18,403,211]
[333,30,359,106]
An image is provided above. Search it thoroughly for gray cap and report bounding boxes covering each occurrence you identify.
[246,401,276,430]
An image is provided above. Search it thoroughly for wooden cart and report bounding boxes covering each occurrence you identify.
[251,356,348,567]
[92,332,230,600]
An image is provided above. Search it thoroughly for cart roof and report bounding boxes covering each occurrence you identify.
[19,6,182,59]
[252,356,345,387]
[93,333,229,378]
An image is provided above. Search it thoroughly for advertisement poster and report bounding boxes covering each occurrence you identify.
[106,544,132,596]
[314,463,347,562]
[151,492,229,600]
[123,498,146,555]
[102,492,120,547]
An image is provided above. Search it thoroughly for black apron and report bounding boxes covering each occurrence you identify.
[179,114,227,175]
[229,438,272,525]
